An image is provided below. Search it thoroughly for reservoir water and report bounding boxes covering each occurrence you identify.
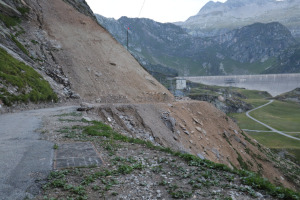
[183,73,300,96]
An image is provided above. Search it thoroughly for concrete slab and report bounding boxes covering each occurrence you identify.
[54,142,102,169]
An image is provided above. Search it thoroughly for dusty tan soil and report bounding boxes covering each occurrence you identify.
[33,0,173,103]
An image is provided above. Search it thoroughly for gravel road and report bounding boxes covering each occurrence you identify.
[0,106,76,200]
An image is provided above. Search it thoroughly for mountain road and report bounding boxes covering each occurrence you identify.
[0,106,76,200]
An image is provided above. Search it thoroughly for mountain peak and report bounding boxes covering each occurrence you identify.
[181,0,300,38]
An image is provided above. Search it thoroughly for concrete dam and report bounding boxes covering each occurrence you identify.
[183,73,300,96]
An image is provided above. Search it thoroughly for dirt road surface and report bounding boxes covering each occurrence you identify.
[0,106,76,200]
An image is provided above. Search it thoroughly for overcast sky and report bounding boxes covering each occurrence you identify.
[85,0,227,23]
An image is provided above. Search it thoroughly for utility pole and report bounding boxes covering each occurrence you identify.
[127,27,129,50]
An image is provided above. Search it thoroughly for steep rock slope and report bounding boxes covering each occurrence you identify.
[264,44,300,73]
[30,0,172,103]
[179,0,300,39]
[0,0,173,106]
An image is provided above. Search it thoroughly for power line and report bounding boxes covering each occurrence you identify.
[126,0,146,50]
[138,0,146,18]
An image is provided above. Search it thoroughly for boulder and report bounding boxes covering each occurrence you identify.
[197,153,205,160]
[77,102,94,111]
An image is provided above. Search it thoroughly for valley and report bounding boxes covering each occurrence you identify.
[0,0,299,199]
[230,98,300,164]
[187,81,300,164]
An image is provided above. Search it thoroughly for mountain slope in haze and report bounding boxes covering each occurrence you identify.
[264,44,300,73]
[97,15,299,76]
[178,0,300,39]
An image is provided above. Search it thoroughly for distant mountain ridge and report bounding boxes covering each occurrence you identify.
[177,0,300,39]
[97,14,299,76]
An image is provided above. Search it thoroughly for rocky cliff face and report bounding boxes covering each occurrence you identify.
[215,22,297,63]
[179,0,300,39]
[98,14,299,76]
[264,44,300,73]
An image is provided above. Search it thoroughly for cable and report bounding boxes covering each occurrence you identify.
[138,0,146,18]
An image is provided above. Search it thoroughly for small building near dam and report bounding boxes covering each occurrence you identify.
[176,79,187,90]
[183,73,300,96]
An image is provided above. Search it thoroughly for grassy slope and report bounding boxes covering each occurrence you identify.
[0,48,57,106]
[228,89,271,130]
[190,83,300,163]
[228,92,300,163]
[251,100,300,133]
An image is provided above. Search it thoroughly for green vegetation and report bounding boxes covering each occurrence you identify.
[251,100,300,133]
[0,47,57,106]
[53,144,59,150]
[222,57,277,75]
[10,34,29,56]
[249,132,300,150]
[17,6,30,15]
[229,112,270,131]
[0,13,21,28]
[234,88,271,100]
[228,92,300,163]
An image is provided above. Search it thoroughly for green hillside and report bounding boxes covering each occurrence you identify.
[0,47,57,106]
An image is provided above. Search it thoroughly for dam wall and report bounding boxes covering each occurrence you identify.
[183,73,300,96]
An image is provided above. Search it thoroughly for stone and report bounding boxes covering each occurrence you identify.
[234,130,239,134]
[197,153,205,160]
[234,136,241,143]
[95,72,102,77]
[107,117,112,122]
[77,102,94,111]
[82,116,92,122]
[241,141,247,147]
[96,98,101,103]
[193,117,200,124]
[184,131,190,135]
[223,131,231,138]
[218,95,225,102]
[179,123,186,130]
[71,93,80,99]
[161,113,176,132]
[196,127,202,132]
[212,148,220,159]
[0,0,21,17]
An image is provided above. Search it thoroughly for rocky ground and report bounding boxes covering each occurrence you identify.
[35,108,298,200]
